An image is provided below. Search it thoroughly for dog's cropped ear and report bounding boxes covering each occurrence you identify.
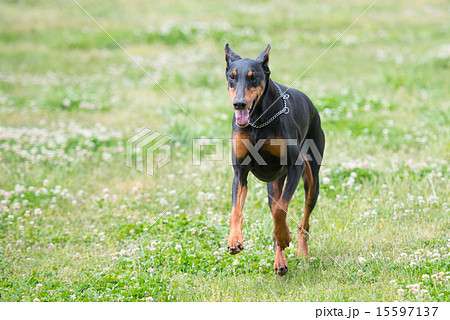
[225,44,241,71]
[256,44,271,75]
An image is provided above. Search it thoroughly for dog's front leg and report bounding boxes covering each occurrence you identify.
[227,168,249,255]
[270,165,302,276]
[272,165,303,250]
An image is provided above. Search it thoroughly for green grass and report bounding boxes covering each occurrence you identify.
[0,0,449,302]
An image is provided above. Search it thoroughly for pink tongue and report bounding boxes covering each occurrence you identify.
[235,109,249,125]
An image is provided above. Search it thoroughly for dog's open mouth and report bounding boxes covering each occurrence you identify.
[235,98,257,126]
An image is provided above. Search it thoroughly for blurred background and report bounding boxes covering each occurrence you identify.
[0,0,448,302]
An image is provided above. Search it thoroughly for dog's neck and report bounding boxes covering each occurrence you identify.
[249,78,283,125]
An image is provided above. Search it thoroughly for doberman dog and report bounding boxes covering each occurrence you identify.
[225,44,325,276]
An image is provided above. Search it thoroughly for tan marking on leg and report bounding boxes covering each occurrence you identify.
[269,177,289,275]
[274,243,288,276]
[298,154,314,259]
[272,198,292,249]
[228,183,248,254]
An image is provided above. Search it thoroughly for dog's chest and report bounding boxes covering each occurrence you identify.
[232,131,287,164]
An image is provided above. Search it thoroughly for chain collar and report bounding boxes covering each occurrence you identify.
[247,82,290,129]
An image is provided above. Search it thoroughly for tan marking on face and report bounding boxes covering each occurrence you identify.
[263,137,286,158]
[232,70,237,76]
[244,83,264,109]
[232,131,251,159]
[248,71,253,77]
[228,87,236,106]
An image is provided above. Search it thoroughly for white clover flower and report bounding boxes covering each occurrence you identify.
[422,274,430,280]
[33,298,40,302]
[420,290,429,296]
[175,244,182,251]
[146,296,154,302]
[322,177,330,185]
[73,252,81,259]
[358,257,367,265]
[232,259,239,266]
[406,283,420,294]
[397,289,405,296]
[34,208,42,215]
[357,270,363,276]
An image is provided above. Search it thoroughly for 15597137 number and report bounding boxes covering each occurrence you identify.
[376,306,438,317]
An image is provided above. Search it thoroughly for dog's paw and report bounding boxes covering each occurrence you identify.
[227,232,244,255]
[274,247,288,276]
[274,225,292,249]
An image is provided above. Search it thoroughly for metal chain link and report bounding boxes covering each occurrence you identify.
[248,82,290,129]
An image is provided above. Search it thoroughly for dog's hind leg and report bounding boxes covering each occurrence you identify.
[297,155,314,258]
[298,119,325,258]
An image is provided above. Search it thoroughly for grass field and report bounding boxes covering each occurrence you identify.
[0,0,449,302]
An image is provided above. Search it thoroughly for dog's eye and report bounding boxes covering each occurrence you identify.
[250,74,256,83]
[229,74,235,80]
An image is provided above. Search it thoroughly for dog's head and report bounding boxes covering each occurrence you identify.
[225,44,271,127]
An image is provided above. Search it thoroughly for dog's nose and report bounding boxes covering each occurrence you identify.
[233,99,247,110]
